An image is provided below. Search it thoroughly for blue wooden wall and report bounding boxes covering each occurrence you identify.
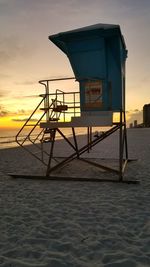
[49,24,127,112]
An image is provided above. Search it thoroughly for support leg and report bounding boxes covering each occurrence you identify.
[90,126,92,150]
[46,129,56,176]
[57,128,76,151]
[119,111,123,181]
[72,127,79,158]
[48,125,120,174]
[123,111,128,159]
[87,127,92,153]
[87,127,90,153]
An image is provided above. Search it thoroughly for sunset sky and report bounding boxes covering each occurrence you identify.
[0,0,150,128]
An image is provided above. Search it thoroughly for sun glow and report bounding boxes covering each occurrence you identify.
[0,116,21,129]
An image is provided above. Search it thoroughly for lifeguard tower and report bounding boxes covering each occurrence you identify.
[16,23,129,181]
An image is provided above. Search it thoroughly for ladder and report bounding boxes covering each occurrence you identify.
[15,93,67,165]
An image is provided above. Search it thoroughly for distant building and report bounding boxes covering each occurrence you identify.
[134,120,137,127]
[129,123,133,128]
[143,104,150,127]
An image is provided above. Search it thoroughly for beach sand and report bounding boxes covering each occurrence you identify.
[0,128,150,266]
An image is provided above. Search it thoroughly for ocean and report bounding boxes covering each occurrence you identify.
[0,127,102,150]
[0,128,21,149]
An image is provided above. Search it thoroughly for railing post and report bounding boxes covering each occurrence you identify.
[46,81,50,122]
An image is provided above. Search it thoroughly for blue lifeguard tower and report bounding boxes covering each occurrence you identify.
[16,24,129,182]
[49,24,127,114]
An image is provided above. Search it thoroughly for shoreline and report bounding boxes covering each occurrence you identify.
[0,128,149,179]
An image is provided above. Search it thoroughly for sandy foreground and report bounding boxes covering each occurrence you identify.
[0,128,150,267]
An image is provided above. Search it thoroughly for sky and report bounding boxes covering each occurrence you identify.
[0,0,150,128]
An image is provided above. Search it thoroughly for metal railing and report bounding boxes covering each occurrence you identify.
[15,77,81,164]
[41,91,80,123]
[39,77,80,123]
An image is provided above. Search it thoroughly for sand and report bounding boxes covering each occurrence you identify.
[0,128,150,267]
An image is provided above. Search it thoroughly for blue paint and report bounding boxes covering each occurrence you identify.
[49,24,127,112]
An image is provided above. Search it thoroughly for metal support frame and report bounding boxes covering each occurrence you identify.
[15,76,137,183]
[118,110,128,180]
[72,127,79,158]
[87,127,92,153]
[46,129,56,176]
[45,110,129,181]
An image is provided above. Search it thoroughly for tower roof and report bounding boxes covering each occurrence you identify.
[49,23,126,54]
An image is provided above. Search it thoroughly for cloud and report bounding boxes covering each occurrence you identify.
[12,94,39,99]
[0,35,35,69]
[15,109,32,116]
[12,118,38,122]
[0,105,31,118]
[0,37,19,65]
[115,0,150,10]
[0,91,6,98]
[1,0,150,30]
[0,105,9,117]
[0,0,70,18]
[127,109,143,126]
[0,110,8,117]
[17,109,26,114]
[15,80,37,86]
[0,73,10,79]
[0,87,10,98]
